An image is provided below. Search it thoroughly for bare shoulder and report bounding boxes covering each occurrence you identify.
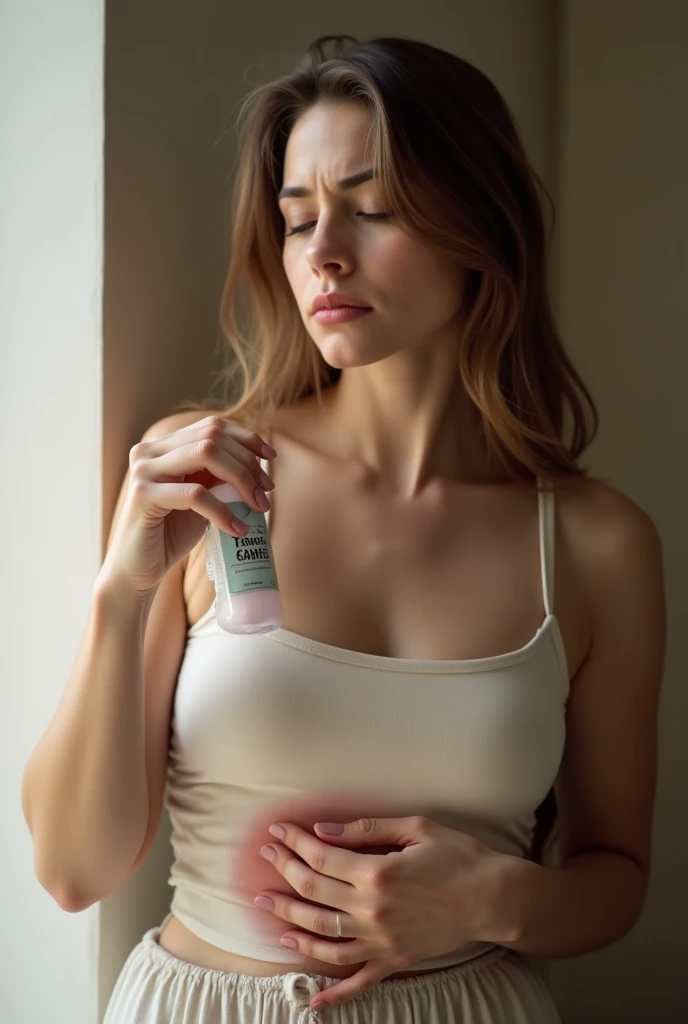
[557,475,663,568]
[557,476,665,680]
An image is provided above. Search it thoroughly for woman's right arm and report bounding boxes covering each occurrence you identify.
[20,411,275,911]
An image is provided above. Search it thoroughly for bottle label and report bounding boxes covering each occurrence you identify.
[219,501,278,595]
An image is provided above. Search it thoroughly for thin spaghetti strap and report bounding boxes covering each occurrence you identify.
[258,419,275,529]
[259,456,272,529]
[537,478,555,618]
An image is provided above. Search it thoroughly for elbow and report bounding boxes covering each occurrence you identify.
[39,865,127,913]
[37,874,94,913]
[615,855,649,937]
[34,853,130,912]
[55,889,93,914]
[34,859,99,914]
[621,887,648,940]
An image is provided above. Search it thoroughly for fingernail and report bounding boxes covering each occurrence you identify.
[261,444,277,457]
[316,822,344,834]
[231,516,249,534]
[280,937,298,949]
[254,488,271,511]
[254,896,274,910]
[258,468,275,490]
[260,845,277,861]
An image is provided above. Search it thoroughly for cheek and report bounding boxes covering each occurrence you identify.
[377,241,462,316]
[371,236,418,283]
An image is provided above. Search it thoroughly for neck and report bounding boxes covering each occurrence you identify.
[319,350,498,498]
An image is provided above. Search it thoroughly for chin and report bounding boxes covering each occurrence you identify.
[317,337,397,369]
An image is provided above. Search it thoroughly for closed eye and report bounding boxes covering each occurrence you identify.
[284,212,390,237]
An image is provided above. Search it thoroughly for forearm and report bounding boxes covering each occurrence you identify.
[22,575,154,908]
[487,850,647,958]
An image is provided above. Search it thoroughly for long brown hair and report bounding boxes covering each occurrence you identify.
[174,34,585,862]
[173,33,599,496]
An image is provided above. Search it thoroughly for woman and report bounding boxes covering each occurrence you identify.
[23,34,665,1024]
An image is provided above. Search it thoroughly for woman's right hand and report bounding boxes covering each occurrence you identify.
[99,415,276,595]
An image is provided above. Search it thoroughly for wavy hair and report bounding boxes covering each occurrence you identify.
[174,34,588,862]
[173,33,599,496]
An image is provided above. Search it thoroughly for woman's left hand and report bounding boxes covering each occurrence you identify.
[253,815,510,1012]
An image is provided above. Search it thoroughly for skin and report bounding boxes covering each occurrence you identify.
[158,97,666,1011]
[279,99,496,498]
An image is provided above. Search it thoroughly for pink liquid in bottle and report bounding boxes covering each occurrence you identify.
[205,482,282,634]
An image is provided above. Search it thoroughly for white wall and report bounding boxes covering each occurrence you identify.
[1,1,105,1022]
[6,1,685,1021]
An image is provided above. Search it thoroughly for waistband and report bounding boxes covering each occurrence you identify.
[145,912,510,1022]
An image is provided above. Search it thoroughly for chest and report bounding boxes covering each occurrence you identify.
[184,440,585,675]
[260,455,548,663]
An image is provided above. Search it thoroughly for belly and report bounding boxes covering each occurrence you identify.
[157,914,447,981]
[160,793,454,981]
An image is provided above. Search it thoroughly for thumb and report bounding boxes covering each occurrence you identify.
[314,815,426,848]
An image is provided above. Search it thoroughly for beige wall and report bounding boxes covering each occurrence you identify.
[549,2,688,1018]
[99,2,559,1017]
[7,1,685,1021]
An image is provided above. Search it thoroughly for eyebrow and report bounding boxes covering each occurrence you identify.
[277,168,375,201]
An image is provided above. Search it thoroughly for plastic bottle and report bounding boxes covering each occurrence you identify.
[204,482,282,634]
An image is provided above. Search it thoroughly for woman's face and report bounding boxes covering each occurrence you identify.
[279,101,467,370]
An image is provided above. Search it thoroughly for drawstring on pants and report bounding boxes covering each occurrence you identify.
[281,971,326,1022]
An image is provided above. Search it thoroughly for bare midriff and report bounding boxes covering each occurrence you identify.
[157,913,455,981]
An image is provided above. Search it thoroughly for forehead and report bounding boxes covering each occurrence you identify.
[281,102,374,186]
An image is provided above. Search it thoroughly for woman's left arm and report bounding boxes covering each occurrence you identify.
[490,490,667,958]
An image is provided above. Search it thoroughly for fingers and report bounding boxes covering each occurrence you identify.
[143,480,253,537]
[135,415,274,477]
[130,415,275,515]
[149,440,270,512]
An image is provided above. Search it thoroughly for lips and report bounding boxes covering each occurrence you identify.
[310,293,371,315]
[313,306,372,324]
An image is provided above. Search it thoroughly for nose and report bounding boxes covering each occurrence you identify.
[306,217,354,276]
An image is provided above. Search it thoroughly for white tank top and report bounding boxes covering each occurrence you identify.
[164,470,570,972]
